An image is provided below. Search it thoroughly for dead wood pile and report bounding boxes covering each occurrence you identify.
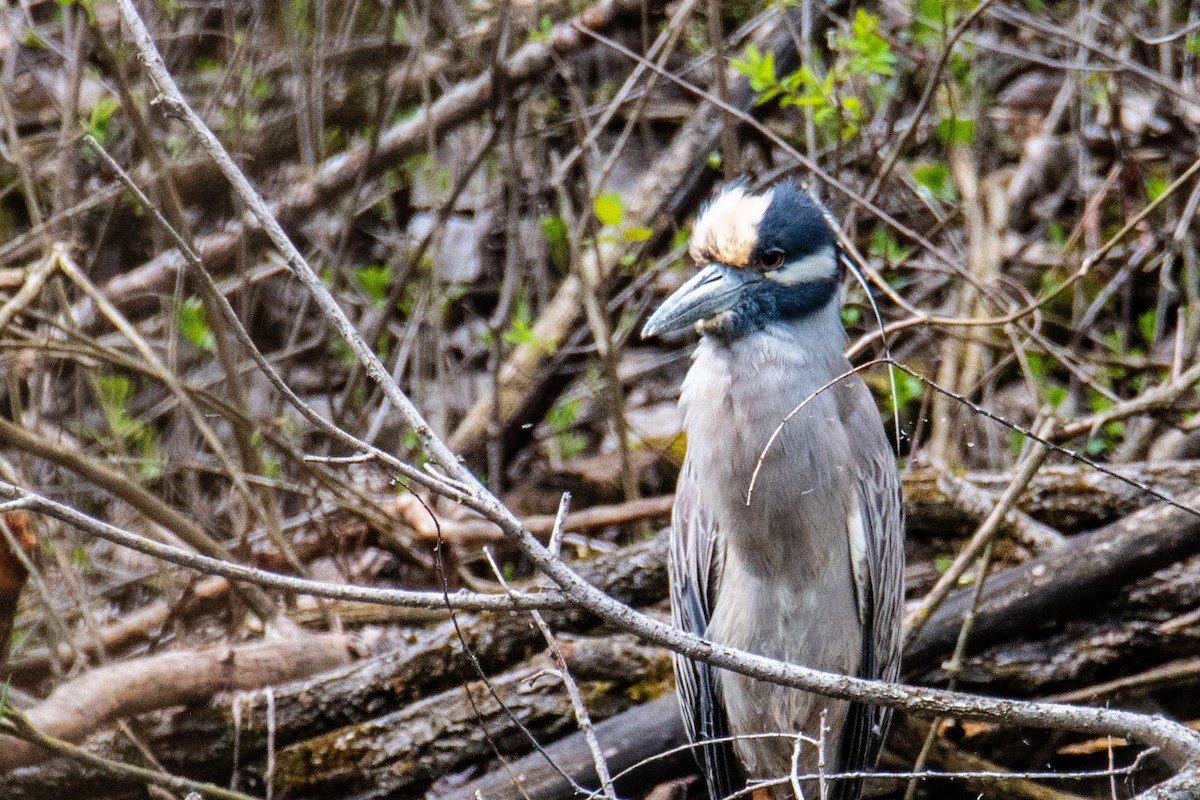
[4,1,1200,799]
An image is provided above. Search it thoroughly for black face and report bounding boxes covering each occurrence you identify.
[750,181,837,274]
[641,180,842,343]
[716,183,840,339]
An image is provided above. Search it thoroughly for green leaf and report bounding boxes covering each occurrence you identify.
[935,116,974,144]
[546,395,586,460]
[1145,175,1169,202]
[354,263,391,305]
[177,297,215,351]
[892,370,924,407]
[1045,384,1067,408]
[546,395,581,432]
[502,299,557,354]
[835,10,896,78]
[869,227,911,262]
[912,162,955,202]
[540,214,569,269]
[392,9,409,41]
[83,94,120,146]
[1138,308,1157,343]
[593,191,623,226]
[730,44,777,95]
[623,226,652,242]
[529,13,553,42]
[95,374,133,417]
[329,335,356,368]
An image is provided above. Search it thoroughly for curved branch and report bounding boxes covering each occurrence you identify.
[110,0,1200,782]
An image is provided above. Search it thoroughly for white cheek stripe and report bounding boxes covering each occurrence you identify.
[766,247,837,286]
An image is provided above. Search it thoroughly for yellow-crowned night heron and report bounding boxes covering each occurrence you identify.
[642,180,904,800]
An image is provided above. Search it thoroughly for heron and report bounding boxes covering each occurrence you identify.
[641,180,904,800]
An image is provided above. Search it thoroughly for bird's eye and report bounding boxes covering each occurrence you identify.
[760,250,784,270]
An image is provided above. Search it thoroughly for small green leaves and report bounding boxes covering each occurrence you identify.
[1138,308,1158,343]
[545,395,587,461]
[869,227,911,263]
[540,214,569,270]
[891,370,924,408]
[730,45,778,98]
[392,9,409,41]
[83,95,120,146]
[836,9,896,78]
[1145,175,1169,203]
[502,299,556,354]
[529,14,553,42]
[936,116,974,144]
[177,297,215,351]
[354,263,391,305]
[593,191,623,226]
[913,162,955,202]
[730,11,894,145]
[92,373,161,477]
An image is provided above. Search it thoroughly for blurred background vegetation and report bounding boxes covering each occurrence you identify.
[3,0,1200,797]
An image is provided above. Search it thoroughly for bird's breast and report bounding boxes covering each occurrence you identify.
[679,328,861,576]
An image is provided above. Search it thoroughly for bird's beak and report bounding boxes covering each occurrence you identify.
[641,264,752,338]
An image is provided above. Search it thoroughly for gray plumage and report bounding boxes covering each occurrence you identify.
[643,181,904,800]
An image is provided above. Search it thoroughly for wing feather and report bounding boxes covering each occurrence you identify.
[671,470,744,800]
[836,452,905,800]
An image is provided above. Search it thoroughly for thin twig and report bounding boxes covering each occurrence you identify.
[107,1,1200,782]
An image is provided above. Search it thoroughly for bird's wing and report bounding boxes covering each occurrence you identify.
[836,451,905,800]
[670,469,743,800]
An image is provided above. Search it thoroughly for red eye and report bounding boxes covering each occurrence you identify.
[760,250,784,270]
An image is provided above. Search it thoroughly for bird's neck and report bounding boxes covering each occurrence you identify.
[678,298,858,575]
[681,299,852,448]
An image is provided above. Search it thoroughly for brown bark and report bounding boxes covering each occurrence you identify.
[921,556,1200,695]
[432,694,691,800]
[272,634,671,799]
[140,532,668,778]
[904,486,1200,674]
[902,461,1200,535]
[0,634,352,772]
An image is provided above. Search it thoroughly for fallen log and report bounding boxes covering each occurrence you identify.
[921,556,1200,695]
[91,534,665,782]
[431,698,1095,800]
[902,461,1200,534]
[5,634,671,800]
[0,634,352,772]
[904,487,1200,674]
[431,694,691,800]
[8,469,1200,796]
[272,634,671,799]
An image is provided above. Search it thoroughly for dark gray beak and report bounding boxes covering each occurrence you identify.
[641,264,753,338]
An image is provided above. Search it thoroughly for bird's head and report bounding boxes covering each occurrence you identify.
[642,180,838,341]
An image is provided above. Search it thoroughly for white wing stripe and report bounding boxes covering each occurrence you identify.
[847,496,869,624]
